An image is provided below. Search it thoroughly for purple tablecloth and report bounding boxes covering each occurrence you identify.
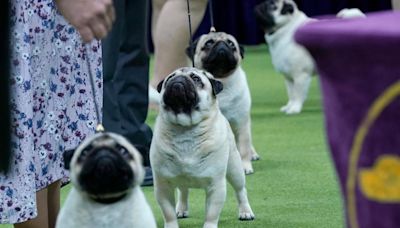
[295,11,400,228]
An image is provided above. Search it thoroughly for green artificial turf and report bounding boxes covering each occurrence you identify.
[0,45,344,228]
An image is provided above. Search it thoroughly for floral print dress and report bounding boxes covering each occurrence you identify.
[0,0,102,224]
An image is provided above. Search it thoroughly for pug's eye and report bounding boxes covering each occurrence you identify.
[77,145,93,163]
[226,40,236,50]
[204,39,215,48]
[80,149,89,158]
[164,75,173,86]
[81,145,93,157]
[117,145,133,160]
[190,73,204,88]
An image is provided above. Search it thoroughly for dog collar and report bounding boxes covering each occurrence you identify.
[268,29,276,35]
[267,23,286,36]
[89,193,128,204]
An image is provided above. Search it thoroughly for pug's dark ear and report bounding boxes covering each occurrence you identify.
[63,149,75,170]
[281,2,294,15]
[185,38,200,59]
[156,79,164,93]
[239,45,245,59]
[209,78,223,96]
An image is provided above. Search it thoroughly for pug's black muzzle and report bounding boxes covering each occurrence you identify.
[78,147,134,197]
[163,76,199,114]
[202,41,238,78]
[254,1,276,33]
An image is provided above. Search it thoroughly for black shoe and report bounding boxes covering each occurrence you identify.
[141,166,153,186]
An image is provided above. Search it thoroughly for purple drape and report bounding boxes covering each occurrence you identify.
[296,11,400,228]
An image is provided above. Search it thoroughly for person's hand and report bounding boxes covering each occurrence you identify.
[55,0,115,43]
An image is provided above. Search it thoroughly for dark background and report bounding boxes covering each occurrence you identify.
[1,0,11,172]
[197,0,393,44]
[148,0,392,49]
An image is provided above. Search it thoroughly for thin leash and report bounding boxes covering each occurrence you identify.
[59,44,103,188]
[85,44,105,133]
[186,0,216,68]
[86,0,216,125]
[208,0,216,32]
[186,0,195,67]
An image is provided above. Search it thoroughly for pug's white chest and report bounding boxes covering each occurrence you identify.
[266,13,314,76]
[268,31,297,73]
[151,119,231,187]
[217,67,251,125]
[161,139,227,175]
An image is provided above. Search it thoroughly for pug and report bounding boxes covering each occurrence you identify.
[186,31,259,175]
[56,132,156,228]
[254,0,315,114]
[152,67,255,228]
[254,0,366,114]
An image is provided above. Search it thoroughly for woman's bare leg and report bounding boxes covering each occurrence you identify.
[150,0,208,89]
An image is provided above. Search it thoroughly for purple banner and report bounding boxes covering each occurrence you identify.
[296,11,400,228]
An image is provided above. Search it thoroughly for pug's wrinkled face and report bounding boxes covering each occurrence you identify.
[156,67,223,127]
[187,32,244,78]
[254,0,298,34]
[63,132,144,203]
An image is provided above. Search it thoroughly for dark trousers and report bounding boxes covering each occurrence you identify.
[0,0,11,173]
[102,0,152,166]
